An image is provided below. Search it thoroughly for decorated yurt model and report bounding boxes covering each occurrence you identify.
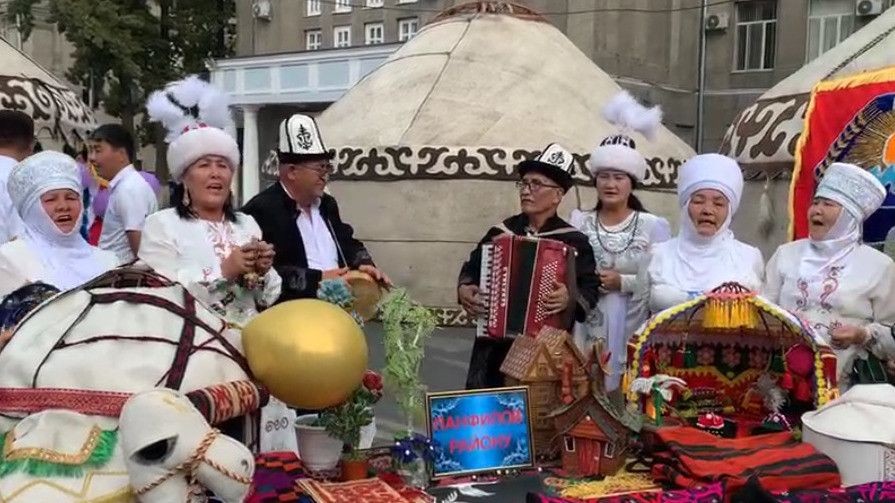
[0,38,95,147]
[317,2,695,322]
[718,7,895,256]
[625,283,837,436]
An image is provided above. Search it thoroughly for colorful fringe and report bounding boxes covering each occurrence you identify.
[0,429,117,478]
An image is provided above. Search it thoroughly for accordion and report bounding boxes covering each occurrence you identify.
[477,234,576,338]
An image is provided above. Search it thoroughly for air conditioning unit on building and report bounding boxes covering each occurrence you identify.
[856,0,884,16]
[253,0,272,21]
[704,12,729,32]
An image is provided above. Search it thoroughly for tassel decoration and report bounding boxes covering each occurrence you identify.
[702,283,759,330]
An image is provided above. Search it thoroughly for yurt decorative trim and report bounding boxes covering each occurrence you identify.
[625,283,838,422]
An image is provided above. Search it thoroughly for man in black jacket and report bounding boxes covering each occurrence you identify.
[242,114,389,302]
[457,143,601,389]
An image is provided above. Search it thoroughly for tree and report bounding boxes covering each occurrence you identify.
[7,0,235,179]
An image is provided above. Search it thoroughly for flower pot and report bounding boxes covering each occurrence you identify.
[340,457,369,481]
[295,414,342,471]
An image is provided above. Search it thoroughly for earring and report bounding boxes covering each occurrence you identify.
[182,188,191,206]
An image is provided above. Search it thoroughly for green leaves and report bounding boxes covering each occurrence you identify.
[379,288,437,433]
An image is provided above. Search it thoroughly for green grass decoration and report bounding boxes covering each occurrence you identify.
[379,288,437,436]
[0,429,118,478]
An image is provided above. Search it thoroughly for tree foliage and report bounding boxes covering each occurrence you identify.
[7,0,235,177]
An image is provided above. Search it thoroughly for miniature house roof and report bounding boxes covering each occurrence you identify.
[719,7,895,179]
[500,328,587,381]
[551,392,642,443]
[317,1,694,164]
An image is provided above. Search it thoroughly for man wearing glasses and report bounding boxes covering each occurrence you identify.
[457,143,601,389]
[242,114,388,303]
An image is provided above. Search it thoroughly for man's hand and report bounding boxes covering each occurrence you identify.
[322,267,349,280]
[599,269,622,291]
[0,329,12,351]
[544,280,570,316]
[358,264,392,287]
[886,359,895,381]
[458,284,487,317]
[830,325,868,349]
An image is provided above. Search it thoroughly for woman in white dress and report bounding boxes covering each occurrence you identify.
[570,91,671,391]
[139,76,281,327]
[0,151,117,298]
[764,162,895,390]
[642,153,764,313]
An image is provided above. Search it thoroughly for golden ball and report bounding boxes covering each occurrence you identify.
[243,299,368,409]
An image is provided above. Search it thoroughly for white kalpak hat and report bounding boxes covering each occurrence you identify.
[587,91,662,183]
[146,75,240,182]
[8,151,81,217]
[815,162,887,221]
[277,114,333,162]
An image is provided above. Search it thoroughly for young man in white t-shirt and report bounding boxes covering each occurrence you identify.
[0,111,34,244]
[89,125,158,265]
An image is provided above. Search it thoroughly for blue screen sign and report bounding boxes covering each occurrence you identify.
[426,386,534,477]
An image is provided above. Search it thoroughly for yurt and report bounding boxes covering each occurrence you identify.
[0,38,95,148]
[719,7,895,256]
[318,2,694,322]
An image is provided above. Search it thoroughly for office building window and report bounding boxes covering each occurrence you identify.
[334,0,352,13]
[334,25,351,47]
[397,0,418,3]
[306,0,321,16]
[398,17,419,42]
[735,0,777,71]
[365,22,384,45]
[366,0,384,7]
[807,0,854,61]
[306,29,322,50]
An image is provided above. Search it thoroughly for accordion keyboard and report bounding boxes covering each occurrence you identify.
[475,243,493,338]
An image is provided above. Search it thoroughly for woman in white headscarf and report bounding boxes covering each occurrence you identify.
[0,151,117,298]
[642,153,764,313]
[764,162,895,390]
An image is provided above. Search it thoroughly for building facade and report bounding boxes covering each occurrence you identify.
[226,0,894,165]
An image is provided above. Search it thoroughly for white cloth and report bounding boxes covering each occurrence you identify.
[570,209,671,390]
[138,208,282,327]
[764,241,895,390]
[799,210,861,279]
[0,151,116,294]
[0,240,118,298]
[296,197,339,271]
[99,165,159,265]
[644,154,763,312]
[0,155,24,244]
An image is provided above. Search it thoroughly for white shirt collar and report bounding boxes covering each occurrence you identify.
[108,164,135,189]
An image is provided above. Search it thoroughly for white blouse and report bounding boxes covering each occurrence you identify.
[0,240,118,298]
[138,208,282,326]
[764,240,895,386]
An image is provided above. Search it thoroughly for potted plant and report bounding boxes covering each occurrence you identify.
[294,414,343,472]
[317,370,384,481]
[379,288,437,487]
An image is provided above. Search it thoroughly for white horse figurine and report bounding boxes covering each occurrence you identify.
[119,389,254,503]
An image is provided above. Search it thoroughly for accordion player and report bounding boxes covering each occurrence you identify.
[477,234,577,338]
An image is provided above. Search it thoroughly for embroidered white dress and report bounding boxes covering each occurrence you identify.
[764,240,895,388]
[570,209,671,390]
[138,208,282,326]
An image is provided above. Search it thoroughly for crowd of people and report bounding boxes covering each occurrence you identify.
[0,79,891,405]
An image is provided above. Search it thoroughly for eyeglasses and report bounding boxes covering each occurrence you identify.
[515,180,561,192]
[292,162,333,176]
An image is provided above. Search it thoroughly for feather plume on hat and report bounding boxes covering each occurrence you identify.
[587,90,662,181]
[602,90,663,141]
[145,75,240,181]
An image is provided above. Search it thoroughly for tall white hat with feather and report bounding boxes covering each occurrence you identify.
[588,90,662,183]
[145,75,240,182]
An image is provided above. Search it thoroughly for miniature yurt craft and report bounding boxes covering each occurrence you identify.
[625,282,837,436]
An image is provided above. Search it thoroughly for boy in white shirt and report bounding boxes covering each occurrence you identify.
[89,124,158,265]
[0,111,34,244]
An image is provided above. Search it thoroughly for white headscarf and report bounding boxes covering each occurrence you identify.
[798,162,887,279]
[7,151,110,290]
[664,154,750,292]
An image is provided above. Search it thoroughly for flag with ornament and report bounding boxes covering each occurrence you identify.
[790,66,895,247]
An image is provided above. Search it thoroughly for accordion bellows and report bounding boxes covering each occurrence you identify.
[478,235,576,338]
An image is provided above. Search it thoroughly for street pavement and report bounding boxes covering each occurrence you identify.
[364,322,474,445]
